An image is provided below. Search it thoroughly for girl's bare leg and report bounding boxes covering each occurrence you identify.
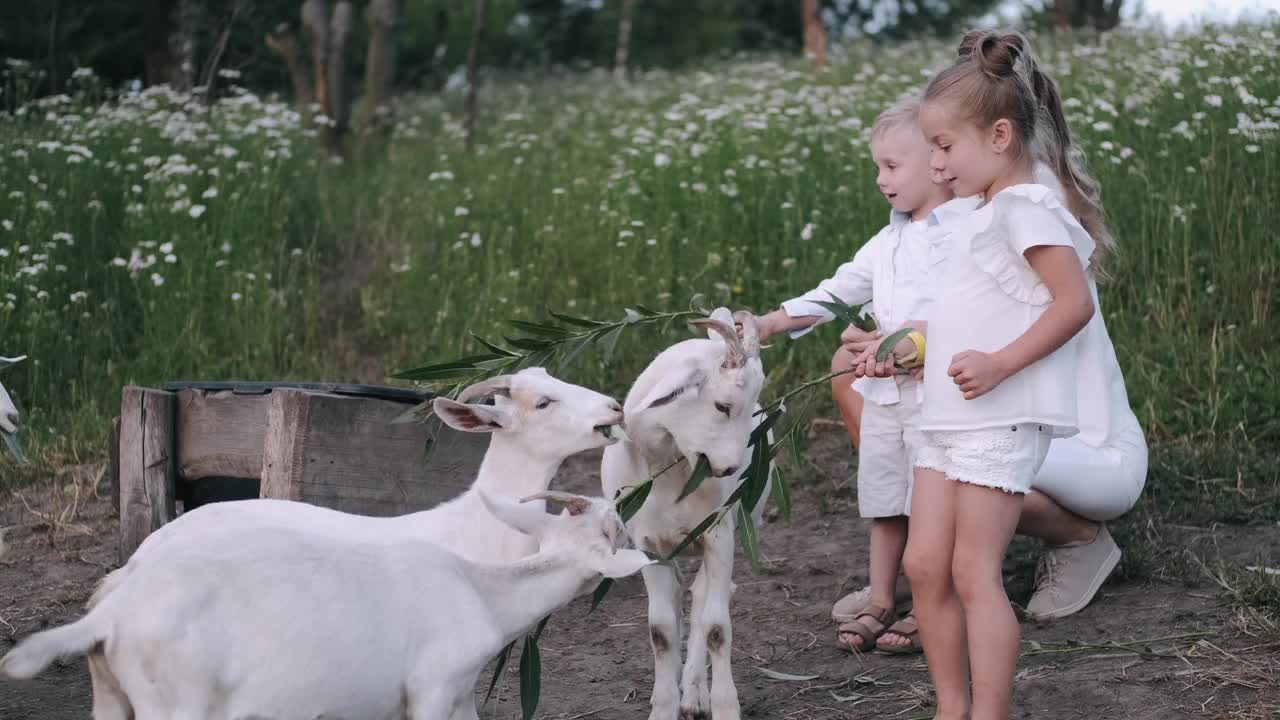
[952,483,1026,720]
[903,468,970,719]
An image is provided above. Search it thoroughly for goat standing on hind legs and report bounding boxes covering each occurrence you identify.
[601,308,772,720]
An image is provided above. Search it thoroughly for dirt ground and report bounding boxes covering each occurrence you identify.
[2,426,1277,719]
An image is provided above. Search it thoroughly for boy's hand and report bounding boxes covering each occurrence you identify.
[948,350,1011,400]
[851,345,895,378]
[840,324,881,355]
[745,313,774,343]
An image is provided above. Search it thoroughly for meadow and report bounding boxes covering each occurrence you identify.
[1,23,1277,532]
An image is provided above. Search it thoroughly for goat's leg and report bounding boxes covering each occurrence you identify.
[643,561,683,720]
[88,651,133,720]
[678,561,711,719]
[701,520,741,720]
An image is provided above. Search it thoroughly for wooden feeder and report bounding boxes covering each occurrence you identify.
[110,381,487,564]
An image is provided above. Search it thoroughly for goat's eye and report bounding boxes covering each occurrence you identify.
[714,402,731,416]
[535,397,555,410]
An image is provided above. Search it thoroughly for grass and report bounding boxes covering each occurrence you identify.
[0,22,1277,544]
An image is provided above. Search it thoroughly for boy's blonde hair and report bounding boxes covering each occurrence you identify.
[870,94,924,142]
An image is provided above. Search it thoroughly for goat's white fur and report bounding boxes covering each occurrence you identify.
[601,308,770,720]
[4,367,623,718]
[0,355,25,436]
[0,489,652,719]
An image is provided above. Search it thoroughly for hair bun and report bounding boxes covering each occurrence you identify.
[958,30,1026,79]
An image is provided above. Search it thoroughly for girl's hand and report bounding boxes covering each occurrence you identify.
[948,350,1011,400]
[840,324,881,355]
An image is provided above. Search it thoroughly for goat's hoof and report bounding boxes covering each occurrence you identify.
[679,706,710,720]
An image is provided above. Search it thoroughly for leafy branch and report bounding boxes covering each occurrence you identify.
[419,293,914,719]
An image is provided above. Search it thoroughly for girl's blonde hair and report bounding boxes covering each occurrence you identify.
[925,30,1114,277]
[870,94,923,143]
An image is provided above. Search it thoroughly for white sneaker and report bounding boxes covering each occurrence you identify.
[1026,524,1121,621]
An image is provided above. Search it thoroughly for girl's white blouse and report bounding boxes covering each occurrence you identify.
[921,183,1096,437]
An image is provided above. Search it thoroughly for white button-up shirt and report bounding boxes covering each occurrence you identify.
[780,197,980,406]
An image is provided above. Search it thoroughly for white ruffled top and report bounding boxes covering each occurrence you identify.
[920,183,1096,437]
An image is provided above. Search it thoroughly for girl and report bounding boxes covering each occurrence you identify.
[905,30,1109,720]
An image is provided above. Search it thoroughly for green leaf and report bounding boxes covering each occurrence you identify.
[737,503,761,572]
[601,325,626,362]
[509,319,572,338]
[556,335,593,372]
[520,633,542,720]
[677,454,711,501]
[664,510,723,561]
[549,310,609,328]
[589,578,614,614]
[633,304,663,316]
[749,409,783,445]
[740,433,773,515]
[420,434,437,465]
[617,480,652,522]
[504,336,555,351]
[2,432,25,463]
[390,354,502,380]
[875,327,915,362]
[484,640,516,705]
[757,667,819,682]
[769,465,791,521]
[470,332,519,357]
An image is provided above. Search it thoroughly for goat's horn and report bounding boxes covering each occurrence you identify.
[456,375,514,404]
[689,317,746,369]
[732,310,760,359]
[521,491,594,516]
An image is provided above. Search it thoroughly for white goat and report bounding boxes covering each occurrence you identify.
[132,366,626,564]
[0,355,26,458]
[64,367,623,719]
[0,489,653,720]
[601,308,769,720]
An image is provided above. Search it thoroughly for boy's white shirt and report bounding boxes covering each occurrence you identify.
[780,195,981,407]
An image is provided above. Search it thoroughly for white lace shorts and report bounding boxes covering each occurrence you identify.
[916,424,1052,494]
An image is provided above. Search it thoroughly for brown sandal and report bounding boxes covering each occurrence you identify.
[835,604,896,653]
[875,613,923,655]
[831,576,913,624]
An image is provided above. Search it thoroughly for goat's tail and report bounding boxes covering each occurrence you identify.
[0,615,101,679]
[0,565,127,679]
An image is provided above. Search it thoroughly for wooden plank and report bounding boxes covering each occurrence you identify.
[174,389,271,481]
[108,416,121,515]
[118,387,177,563]
[260,389,484,516]
[260,388,311,502]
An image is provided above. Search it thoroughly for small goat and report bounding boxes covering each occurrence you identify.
[0,489,652,720]
[63,367,623,719]
[133,367,626,564]
[601,308,770,720]
[0,355,26,459]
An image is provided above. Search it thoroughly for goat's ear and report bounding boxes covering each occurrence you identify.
[596,549,656,579]
[432,397,512,433]
[704,307,735,340]
[634,364,706,413]
[477,489,550,536]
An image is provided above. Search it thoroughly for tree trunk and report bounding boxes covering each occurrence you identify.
[801,0,826,71]
[170,0,198,91]
[1054,0,1070,31]
[47,0,61,94]
[144,0,174,87]
[265,22,314,108]
[326,1,354,138]
[362,0,400,128]
[465,0,485,151]
[614,0,637,83]
[302,0,330,114]
[199,0,244,104]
